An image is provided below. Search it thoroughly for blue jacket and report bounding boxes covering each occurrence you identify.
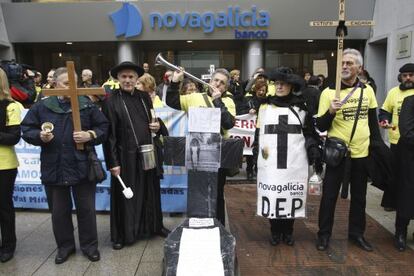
[21,96,109,186]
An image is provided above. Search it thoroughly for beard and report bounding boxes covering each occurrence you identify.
[341,70,352,80]
[400,81,414,91]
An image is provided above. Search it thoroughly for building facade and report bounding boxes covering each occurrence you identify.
[0,0,374,85]
[365,0,414,106]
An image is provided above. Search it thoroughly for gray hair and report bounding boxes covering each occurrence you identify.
[82,69,93,77]
[343,48,363,66]
[212,68,231,87]
[53,67,77,82]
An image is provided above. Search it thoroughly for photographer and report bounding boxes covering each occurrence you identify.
[0,61,37,108]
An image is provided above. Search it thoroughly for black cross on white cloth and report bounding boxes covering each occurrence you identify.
[264,115,302,169]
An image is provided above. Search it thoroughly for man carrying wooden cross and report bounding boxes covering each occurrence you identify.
[21,66,109,264]
[315,49,381,252]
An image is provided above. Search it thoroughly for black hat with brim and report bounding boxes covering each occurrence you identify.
[110,61,144,79]
[267,68,305,92]
[399,63,414,73]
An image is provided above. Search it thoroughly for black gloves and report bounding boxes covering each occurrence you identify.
[307,145,323,174]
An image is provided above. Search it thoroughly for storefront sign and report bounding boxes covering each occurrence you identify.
[110,3,269,39]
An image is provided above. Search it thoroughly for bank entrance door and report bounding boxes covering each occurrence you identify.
[175,51,221,80]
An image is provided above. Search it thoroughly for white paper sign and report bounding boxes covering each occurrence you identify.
[256,105,308,219]
[188,107,221,133]
[177,228,224,276]
[313,59,328,78]
[189,218,215,228]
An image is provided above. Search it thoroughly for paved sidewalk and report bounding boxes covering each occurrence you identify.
[226,184,414,275]
[0,212,185,276]
[0,184,410,276]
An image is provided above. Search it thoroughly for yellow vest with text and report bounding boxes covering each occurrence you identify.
[381,86,414,144]
[317,85,378,158]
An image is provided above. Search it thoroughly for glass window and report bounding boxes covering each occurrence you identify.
[264,40,365,83]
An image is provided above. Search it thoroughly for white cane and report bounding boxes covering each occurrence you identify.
[116,175,134,199]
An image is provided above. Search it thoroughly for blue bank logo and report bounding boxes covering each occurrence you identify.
[110,4,270,39]
[109,3,143,38]
[149,6,269,34]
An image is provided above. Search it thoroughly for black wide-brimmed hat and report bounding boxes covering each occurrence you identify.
[267,67,305,92]
[110,61,144,79]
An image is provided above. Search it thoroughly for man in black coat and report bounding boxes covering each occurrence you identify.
[102,62,169,250]
[21,67,109,264]
[394,94,414,251]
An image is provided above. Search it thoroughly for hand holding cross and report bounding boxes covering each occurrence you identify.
[310,0,374,98]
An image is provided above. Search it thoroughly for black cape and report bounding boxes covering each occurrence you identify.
[396,95,414,218]
[103,89,163,244]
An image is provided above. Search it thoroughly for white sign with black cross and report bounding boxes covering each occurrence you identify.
[256,105,308,219]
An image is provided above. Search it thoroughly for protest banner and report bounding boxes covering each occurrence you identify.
[14,106,188,212]
[228,113,256,155]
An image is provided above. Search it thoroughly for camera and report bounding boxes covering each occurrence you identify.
[0,60,37,106]
[0,60,33,81]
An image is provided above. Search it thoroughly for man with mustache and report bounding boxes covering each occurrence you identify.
[379,63,414,251]
[316,49,381,252]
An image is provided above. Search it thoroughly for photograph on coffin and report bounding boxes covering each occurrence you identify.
[185,132,221,172]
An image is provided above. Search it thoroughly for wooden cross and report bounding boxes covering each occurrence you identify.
[42,61,106,150]
[310,0,374,97]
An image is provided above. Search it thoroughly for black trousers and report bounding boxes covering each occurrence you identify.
[45,182,98,254]
[269,219,295,235]
[217,168,227,225]
[395,214,410,235]
[245,155,254,173]
[0,169,17,253]
[381,143,400,208]
[318,157,369,238]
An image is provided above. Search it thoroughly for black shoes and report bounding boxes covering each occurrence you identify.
[55,248,76,264]
[270,233,294,246]
[83,249,100,262]
[348,235,373,252]
[247,172,254,181]
[269,233,281,246]
[157,227,171,238]
[112,242,124,250]
[0,251,14,263]
[394,233,407,252]
[283,234,295,246]
[316,236,329,251]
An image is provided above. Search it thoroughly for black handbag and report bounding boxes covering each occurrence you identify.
[322,84,364,168]
[87,146,107,183]
[322,137,349,167]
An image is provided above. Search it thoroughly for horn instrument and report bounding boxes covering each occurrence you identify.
[155,53,214,89]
